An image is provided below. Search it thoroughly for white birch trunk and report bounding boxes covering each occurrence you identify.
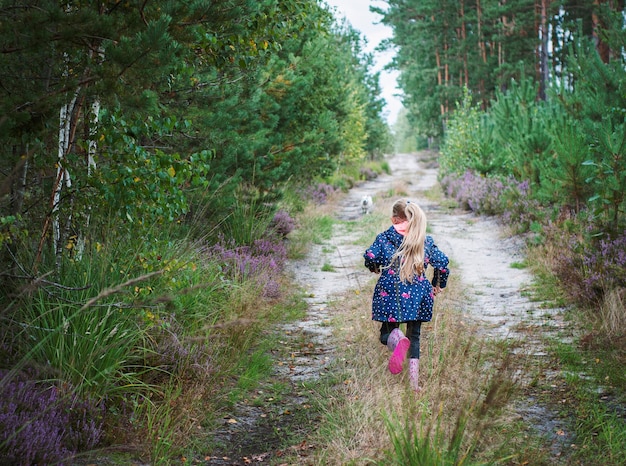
[75,97,100,260]
[87,99,100,175]
[52,90,79,257]
[75,45,105,260]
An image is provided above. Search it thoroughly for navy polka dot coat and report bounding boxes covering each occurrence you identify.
[364,226,449,323]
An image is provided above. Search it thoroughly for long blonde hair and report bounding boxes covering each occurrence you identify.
[391,199,427,283]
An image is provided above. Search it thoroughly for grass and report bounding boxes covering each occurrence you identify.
[1,201,309,463]
[321,262,336,272]
[21,297,144,398]
[545,332,626,465]
[510,260,527,269]
[287,203,337,259]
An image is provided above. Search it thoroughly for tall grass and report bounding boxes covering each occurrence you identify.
[1,196,297,462]
[381,408,475,466]
[21,297,144,398]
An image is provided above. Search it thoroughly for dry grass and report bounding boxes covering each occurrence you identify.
[600,287,626,343]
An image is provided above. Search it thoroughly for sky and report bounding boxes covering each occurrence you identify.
[322,0,403,126]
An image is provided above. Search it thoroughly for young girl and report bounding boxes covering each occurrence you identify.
[363,199,449,392]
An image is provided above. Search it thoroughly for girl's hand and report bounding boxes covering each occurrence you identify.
[433,286,442,296]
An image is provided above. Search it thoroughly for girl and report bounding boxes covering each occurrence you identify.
[363,199,449,392]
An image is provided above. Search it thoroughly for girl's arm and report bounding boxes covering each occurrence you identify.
[426,237,450,288]
[364,233,388,273]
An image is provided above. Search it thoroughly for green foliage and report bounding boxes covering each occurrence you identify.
[583,118,626,230]
[220,185,277,246]
[440,90,500,177]
[541,113,594,211]
[94,109,212,225]
[489,79,554,189]
[549,338,626,465]
[21,298,143,398]
[0,0,390,280]
[378,0,539,138]
[553,22,626,233]
[380,410,475,466]
[442,71,622,227]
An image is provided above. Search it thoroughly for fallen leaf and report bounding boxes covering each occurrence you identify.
[227,418,238,424]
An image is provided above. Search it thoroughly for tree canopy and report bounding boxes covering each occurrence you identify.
[375,0,624,139]
[0,0,391,273]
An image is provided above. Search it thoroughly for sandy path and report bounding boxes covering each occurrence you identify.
[286,151,564,350]
[207,151,571,464]
[282,151,571,455]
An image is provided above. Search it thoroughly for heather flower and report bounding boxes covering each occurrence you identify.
[206,235,288,298]
[0,371,104,465]
[302,183,337,204]
[440,170,508,216]
[268,209,295,238]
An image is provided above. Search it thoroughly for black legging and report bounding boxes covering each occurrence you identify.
[379,321,423,359]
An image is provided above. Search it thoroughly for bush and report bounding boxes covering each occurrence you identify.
[0,371,104,465]
[269,209,296,238]
[302,183,338,205]
[551,224,626,305]
[205,236,288,299]
[440,170,506,216]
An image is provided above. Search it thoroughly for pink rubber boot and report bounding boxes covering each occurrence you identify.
[409,358,421,392]
[387,328,410,374]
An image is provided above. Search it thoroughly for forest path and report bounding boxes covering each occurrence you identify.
[205,151,570,464]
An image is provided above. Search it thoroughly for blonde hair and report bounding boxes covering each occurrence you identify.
[390,199,427,283]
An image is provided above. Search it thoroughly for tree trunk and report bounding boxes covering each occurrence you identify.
[436,47,444,116]
[539,0,550,100]
[592,0,610,63]
[460,0,468,87]
[75,97,100,260]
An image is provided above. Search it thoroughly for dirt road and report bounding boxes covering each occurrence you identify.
[206,151,571,464]
[284,151,571,455]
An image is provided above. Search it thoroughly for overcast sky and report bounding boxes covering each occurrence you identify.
[323,0,403,126]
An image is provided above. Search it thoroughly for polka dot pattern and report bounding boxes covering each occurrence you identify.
[364,226,449,323]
